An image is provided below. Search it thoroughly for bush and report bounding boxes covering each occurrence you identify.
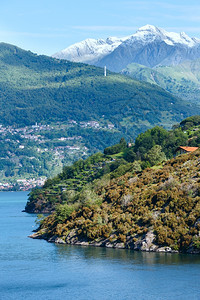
[55,204,75,222]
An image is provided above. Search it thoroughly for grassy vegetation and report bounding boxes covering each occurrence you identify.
[1,42,199,184]
[28,117,200,253]
[121,60,200,104]
[32,138,200,253]
[26,116,200,218]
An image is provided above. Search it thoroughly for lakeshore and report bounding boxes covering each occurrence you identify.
[1,192,200,300]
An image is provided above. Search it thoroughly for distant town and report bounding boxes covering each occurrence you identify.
[0,177,46,191]
[0,120,116,191]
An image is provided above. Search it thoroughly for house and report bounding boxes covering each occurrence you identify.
[127,143,134,148]
[175,146,199,156]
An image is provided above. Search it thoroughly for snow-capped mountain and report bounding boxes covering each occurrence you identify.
[53,25,200,72]
[125,25,198,47]
[52,36,130,64]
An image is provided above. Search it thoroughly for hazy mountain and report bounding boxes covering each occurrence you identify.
[53,25,200,72]
[121,59,200,104]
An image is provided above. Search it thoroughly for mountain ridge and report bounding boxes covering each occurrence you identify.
[0,41,195,131]
[121,59,200,104]
[53,25,200,72]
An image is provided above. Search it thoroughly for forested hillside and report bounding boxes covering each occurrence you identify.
[29,116,200,254]
[26,116,200,213]
[0,42,199,187]
[0,42,197,131]
[121,60,200,104]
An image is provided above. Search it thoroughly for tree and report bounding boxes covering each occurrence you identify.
[104,138,127,155]
[145,145,166,166]
[134,126,169,156]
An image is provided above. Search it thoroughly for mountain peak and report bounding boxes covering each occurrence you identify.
[136,24,167,37]
[52,36,126,64]
[137,24,160,32]
[53,25,200,70]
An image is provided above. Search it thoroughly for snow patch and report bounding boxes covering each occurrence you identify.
[52,25,200,63]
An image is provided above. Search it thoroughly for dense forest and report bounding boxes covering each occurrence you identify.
[0,42,197,133]
[29,116,200,254]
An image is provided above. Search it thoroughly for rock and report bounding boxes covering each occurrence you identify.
[55,237,65,244]
[31,228,195,254]
[156,247,172,253]
[75,241,89,246]
[128,176,138,184]
[134,231,156,251]
[114,243,125,249]
[186,243,200,254]
[91,241,104,247]
[29,229,47,239]
[105,242,114,248]
[48,236,57,243]
[149,245,158,252]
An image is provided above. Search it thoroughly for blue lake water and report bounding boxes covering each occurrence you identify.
[0,192,199,300]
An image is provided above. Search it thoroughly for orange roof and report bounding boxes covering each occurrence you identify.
[177,146,199,152]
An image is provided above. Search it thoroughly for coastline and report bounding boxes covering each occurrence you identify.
[29,229,200,255]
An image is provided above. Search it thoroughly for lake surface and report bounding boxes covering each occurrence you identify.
[0,192,199,300]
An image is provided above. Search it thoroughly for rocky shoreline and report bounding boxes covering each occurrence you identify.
[29,229,200,255]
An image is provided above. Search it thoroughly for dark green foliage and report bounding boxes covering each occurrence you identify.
[144,145,166,166]
[134,126,188,159]
[104,138,127,155]
[0,42,197,131]
[25,116,200,213]
[134,126,169,153]
[123,148,136,162]
[0,43,199,184]
[55,204,75,222]
[180,115,200,130]
[110,162,133,179]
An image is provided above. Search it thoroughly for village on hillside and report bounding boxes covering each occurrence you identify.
[0,120,116,191]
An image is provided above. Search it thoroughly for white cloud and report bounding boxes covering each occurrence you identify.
[166,27,200,33]
[164,15,200,22]
[71,25,138,31]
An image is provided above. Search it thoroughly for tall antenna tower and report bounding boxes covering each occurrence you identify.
[104,66,107,77]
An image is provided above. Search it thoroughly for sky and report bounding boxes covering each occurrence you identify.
[0,0,200,55]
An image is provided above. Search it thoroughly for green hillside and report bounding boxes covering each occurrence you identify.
[0,121,124,190]
[0,42,197,132]
[25,115,200,213]
[0,42,199,187]
[121,60,200,104]
[29,117,200,254]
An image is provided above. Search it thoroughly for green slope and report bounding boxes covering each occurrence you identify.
[0,42,199,186]
[0,42,197,134]
[25,116,200,213]
[121,60,200,104]
[29,118,200,254]
[32,150,200,254]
